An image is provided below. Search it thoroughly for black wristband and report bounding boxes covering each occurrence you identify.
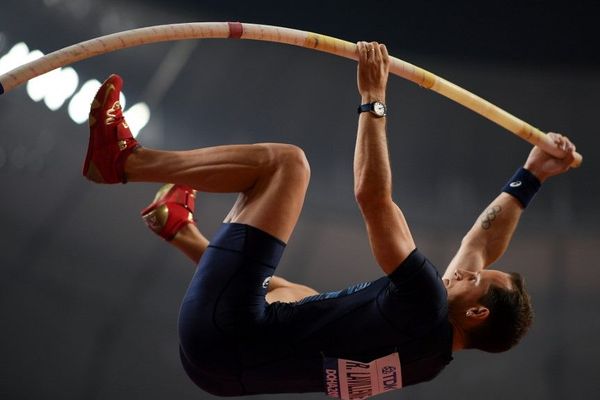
[502,167,541,208]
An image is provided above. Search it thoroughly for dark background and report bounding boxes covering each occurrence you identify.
[1,1,599,399]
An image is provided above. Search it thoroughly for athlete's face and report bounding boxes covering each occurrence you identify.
[445,268,513,307]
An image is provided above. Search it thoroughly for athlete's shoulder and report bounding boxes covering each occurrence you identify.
[387,249,443,289]
[380,249,448,326]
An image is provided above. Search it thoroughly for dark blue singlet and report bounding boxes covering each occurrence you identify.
[178,223,453,397]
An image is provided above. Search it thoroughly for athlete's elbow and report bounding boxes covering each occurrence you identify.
[355,186,391,208]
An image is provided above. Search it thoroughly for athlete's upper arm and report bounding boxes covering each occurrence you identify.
[442,193,523,280]
[442,240,486,281]
[359,197,416,275]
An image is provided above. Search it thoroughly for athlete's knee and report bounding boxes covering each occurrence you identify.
[278,144,311,182]
[262,143,311,183]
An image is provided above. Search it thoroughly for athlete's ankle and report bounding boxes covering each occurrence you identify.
[170,224,208,264]
[123,146,144,181]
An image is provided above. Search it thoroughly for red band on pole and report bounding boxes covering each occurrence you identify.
[227,22,243,39]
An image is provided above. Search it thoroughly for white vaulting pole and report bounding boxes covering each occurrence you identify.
[0,21,581,166]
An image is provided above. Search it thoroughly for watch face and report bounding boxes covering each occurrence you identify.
[373,102,386,116]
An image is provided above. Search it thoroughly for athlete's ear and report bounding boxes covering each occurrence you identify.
[465,306,489,321]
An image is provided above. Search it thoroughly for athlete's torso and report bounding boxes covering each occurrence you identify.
[238,250,454,395]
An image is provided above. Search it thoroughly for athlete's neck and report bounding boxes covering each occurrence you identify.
[450,322,467,352]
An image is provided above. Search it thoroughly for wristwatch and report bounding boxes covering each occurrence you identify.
[357,101,387,117]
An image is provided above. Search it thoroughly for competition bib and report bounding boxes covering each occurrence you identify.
[323,352,402,400]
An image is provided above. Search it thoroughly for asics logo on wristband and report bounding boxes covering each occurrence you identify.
[509,181,522,187]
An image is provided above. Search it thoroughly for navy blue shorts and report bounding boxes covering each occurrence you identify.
[178,223,286,396]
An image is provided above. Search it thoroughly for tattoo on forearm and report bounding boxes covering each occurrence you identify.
[481,205,502,230]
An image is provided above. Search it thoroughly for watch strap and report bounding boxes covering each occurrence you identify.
[357,103,373,114]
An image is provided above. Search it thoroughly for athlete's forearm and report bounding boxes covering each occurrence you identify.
[465,192,523,267]
[353,40,391,204]
[353,114,392,203]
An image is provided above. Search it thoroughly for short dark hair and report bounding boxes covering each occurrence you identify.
[467,272,534,353]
